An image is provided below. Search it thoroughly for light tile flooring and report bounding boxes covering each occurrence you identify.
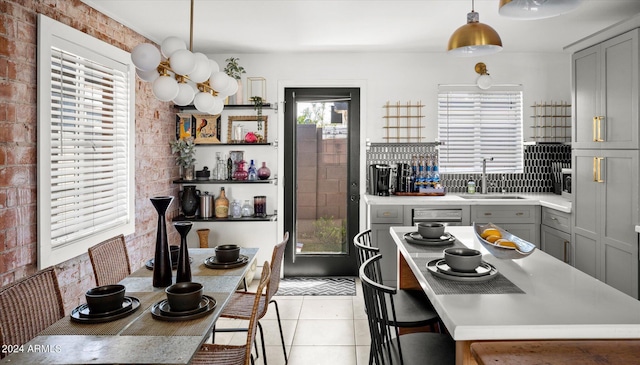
[212,277,371,365]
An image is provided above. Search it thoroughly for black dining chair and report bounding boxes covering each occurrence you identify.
[354,229,441,331]
[360,254,455,365]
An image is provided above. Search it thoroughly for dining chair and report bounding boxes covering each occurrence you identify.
[354,229,441,331]
[88,234,131,286]
[215,232,290,364]
[192,261,271,365]
[0,267,65,358]
[360,254,455,365]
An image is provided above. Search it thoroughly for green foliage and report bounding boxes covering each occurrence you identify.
[224,57,246,80]
[250,96,264,131]
[296,103,326,125]
[313,216,346,246]
[169,137,196,168]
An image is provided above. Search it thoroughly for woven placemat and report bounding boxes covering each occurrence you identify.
[402,234,466,255]
[121,292,225,336]
[412,257,525,295]
[39,292,160,336]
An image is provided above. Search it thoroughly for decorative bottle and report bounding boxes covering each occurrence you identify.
[227,155,233,181]
[247,159,257,181]
[257,162,271,180]
[216,152,227,180]
[233,160,248,181]
[214,187,229,218]
[230,199,242,218]
[241,200,254,217]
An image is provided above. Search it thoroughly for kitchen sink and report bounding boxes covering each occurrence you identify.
[460,195,527,199]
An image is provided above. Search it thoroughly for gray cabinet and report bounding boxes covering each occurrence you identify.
[541,207,571,264]
[572,149,639,298]
[470,205,541,247]
[368,205,403,286]
[572,29,639,150]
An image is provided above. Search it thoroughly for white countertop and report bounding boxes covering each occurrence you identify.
[364,192,572,213]
[391,226,640,341]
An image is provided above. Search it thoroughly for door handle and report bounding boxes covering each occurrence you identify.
[592,116,604,142]
[563,240,570,263]
[593,157,604,183]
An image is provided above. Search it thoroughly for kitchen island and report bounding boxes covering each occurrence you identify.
[391,225,640,365]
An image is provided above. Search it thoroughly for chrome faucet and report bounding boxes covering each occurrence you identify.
[481,157,494,194]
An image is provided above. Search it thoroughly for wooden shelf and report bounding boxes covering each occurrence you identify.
[173,214,277,222]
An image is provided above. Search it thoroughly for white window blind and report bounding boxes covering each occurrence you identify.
[437,88,523,174]
[38,14,134,268]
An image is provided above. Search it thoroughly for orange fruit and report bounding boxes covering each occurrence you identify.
[481,228,501,239]
[495,239,517,248]
[485,235,501,243]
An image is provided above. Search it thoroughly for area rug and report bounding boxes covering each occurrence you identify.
[276,277,356,296]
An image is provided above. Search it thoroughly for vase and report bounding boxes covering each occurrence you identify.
[236,79,243,104]
[214,187,229,218]
[196,228,210,248]
[181,165,195,181]
[180,185,200,218]
[257,162,271,180]
[233,160,248,181]
[173,221,192,283]
[151,196,173,288]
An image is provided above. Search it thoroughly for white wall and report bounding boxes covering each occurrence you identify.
[211,51,572,141]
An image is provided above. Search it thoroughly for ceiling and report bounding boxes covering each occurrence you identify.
[81,0,640,54]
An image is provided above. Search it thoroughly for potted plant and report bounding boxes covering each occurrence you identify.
[170,137,197,180]
[250,96,264,134]
[224,57,246,104]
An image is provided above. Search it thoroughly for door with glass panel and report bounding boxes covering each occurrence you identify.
[283,87,360,276]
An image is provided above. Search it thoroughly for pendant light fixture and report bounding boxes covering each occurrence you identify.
[130,0,237,114]
[448,0,503,57]
[475,62,493,90]
[499,0,582,20]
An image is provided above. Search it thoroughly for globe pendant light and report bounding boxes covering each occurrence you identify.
[448,0,503,57]
[499,0,582,20]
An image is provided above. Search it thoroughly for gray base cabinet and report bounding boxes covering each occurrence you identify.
[368,205,403,286]
[541,207,572,264]
[470,205,541,247]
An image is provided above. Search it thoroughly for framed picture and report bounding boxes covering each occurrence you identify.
[193,114,222,144]
[227,115,268,143]
[175,113,194,140]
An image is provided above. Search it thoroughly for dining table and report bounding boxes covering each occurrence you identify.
[390,225,640,365]
[0,247,258,365]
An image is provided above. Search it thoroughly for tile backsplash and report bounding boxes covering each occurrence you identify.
[366,142,571,194]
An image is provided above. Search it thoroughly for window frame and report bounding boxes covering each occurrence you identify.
[37,14,135,269]
[437,85,524,174]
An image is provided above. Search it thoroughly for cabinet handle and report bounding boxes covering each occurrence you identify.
[592,116,604,142]
[563,240,570,263]
[593,157,604,183]
[550,217,558,221]
[484,212,492,216]
[516,212,524,216]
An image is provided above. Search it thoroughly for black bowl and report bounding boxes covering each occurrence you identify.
[418,222,445,239]
[165,282,203,312]
[85,284,126,313]
[443,247,482,272]
[215,244,240,263]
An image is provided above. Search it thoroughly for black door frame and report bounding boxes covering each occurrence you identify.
[283,87,360,277]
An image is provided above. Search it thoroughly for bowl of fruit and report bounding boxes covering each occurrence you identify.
[473,222,536,259]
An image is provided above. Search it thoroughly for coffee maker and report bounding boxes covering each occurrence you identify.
[368,164,391,196]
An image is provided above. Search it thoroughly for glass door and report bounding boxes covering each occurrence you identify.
[283,87,360,276]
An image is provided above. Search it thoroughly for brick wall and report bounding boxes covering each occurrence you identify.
[0,0,180,314]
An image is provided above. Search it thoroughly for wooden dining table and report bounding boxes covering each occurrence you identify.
[391,226,640,365]
[0,247,258,365]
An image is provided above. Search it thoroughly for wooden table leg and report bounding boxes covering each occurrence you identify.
[398,251,422,290]
[457,341,479,365]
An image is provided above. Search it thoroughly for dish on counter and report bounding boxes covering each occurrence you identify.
[70,296,140,323]
[404,232,456,246]
[426,259,498,282]
[473,222,536,259]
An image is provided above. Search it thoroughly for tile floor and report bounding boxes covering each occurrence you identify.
[212,277,371,365]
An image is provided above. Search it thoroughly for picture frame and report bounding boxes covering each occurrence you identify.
[175,113,194,140]
[193,114,222,144]
[227,115,268,143]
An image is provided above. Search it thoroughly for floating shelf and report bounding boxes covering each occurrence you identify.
[193,143,272,146]
[174,103,273,110]
[173,214,277,222]
[173,179,274,184]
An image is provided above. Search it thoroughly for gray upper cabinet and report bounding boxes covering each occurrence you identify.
[572,29,639,150]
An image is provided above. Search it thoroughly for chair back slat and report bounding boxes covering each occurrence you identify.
[354,229,380,268]
[360,254,404,365]
[0,267,64,355]
[266,232,289,300]
[244,261,271,364]
[88,234,131,286]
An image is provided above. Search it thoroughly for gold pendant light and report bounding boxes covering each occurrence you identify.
[448,0,502,57]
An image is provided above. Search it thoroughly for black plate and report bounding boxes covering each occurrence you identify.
[71,296,140,323]
[78,297,134,318]
[203,254,249,269]
[426,259,498,282]
[151,295,216,322]
[146,257,193,270]
[158,296,210,317]
[435,259,493,277]
[404,232,455,246]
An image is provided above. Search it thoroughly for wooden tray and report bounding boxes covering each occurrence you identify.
[394,192,446,196]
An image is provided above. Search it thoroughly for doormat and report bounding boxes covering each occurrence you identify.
[276,277,356,296]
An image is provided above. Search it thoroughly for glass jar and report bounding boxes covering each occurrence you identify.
[230,199,242,218]
[257,162,271,180]
[241,200,254,217]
